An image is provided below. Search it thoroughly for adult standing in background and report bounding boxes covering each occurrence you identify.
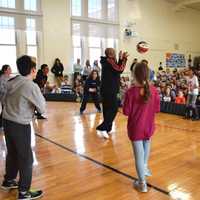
[82,60,91,81]
[51,58,64,87]
[73,58,83,85]
[93,60,101,75]
[96,48,128,139]
[0,65,12,131]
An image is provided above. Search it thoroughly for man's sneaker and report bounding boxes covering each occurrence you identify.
[101,131,110,139]
[96,130,109,139]
[133,180,148,193]
[18,190,43,200]
[1,180,18,190]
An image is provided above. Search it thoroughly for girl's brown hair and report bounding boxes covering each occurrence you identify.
[134,62,151,103]
[88,70,100,81]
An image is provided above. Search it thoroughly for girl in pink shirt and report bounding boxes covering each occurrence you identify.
[123,62,160,192]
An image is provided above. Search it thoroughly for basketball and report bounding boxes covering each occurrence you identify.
[136,41,149,53]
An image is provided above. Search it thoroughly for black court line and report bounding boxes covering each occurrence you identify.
[36,133,170,197]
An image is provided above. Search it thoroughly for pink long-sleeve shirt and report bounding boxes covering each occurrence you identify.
[123,85,160,141]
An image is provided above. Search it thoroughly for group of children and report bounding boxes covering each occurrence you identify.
[155,67,197,103]
[154,66,200,120]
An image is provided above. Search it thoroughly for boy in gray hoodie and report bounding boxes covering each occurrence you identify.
[1,55,46,200]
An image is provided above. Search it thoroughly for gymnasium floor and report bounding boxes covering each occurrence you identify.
[0,102,200,200]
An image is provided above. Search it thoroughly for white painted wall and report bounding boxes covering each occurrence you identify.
[119,0,200,71]
[41,0,200,78]
[42,0,72,74]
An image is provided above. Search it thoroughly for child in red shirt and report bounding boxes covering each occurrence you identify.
[123,62,160,192]
[175,90,186,104]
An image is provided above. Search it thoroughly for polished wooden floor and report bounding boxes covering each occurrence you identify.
[1,102,200,200]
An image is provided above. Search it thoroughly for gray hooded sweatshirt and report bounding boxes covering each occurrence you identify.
[3,75,46,125]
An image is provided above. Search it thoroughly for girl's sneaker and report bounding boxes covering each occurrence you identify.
[145,168,152,177]
[133,180,148,193]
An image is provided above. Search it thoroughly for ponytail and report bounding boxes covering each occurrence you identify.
[143,80,151,103]
[134,62,151,103]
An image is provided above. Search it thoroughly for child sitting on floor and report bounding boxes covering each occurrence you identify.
[175,90,186,104]
[74,74,83,101]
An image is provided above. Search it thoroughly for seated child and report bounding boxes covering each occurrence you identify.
[74,74,83,101]
[60,75,73,94]
[175,90,186,104]
[163,86,171,102]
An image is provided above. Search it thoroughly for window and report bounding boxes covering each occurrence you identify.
[0,1,42,70]
[73,36,82,63]
[89,37,101,63]
[27,46,37,58]
[107,38,115,48]
[0,0,15,8]
[0,16,17,73]
[71,0,119,65]
[88,0,102,19]
[72,0,81,16]
[26,18,37,58]
[24,0,37,11]
[108,0,117,21]
[71,0,118,22]
[0,46,16,69]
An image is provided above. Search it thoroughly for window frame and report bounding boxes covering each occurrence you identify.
[0,15,17,73]
[71,0,119,66]
[72,35,83,64]
[26,17,38,59]
[71,0,82,16]
[0,0,15,9]
[24,0,37,11]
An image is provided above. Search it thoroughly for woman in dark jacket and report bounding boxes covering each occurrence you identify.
[80,70,101,114]
[51,58,64,87]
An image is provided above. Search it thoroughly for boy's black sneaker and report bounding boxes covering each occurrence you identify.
[1,179,18,190]
[18,190,43,200]
[37,115,47,120]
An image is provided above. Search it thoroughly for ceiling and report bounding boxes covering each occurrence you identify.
[166,0,200,11]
